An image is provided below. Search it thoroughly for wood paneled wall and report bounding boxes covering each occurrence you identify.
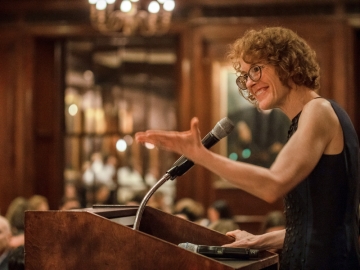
[0,1,358,218]
[0,32,36,214]
[0,33,64,213]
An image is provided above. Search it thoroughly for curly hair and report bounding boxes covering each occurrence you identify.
[227,27,320,103]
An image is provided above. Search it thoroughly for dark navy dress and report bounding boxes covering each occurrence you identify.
[281,99,360,269]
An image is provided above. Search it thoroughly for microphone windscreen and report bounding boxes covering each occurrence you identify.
[178,242,198,253]
[212,117,234,140]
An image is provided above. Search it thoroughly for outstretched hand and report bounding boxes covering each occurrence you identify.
[135,117,205,162]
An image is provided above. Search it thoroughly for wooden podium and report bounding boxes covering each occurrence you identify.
[25,206,278,270]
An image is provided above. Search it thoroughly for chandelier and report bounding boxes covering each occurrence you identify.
[88,0,175,36]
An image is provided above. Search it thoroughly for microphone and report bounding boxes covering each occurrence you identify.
[167,117,234,180]
[132,118,234,231]
[178,242,259,259]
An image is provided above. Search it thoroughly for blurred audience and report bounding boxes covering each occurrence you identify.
[173,198,206,225]
[125,190,147,206]
[82,153,118,206]
[0,215,12,270]
[174,206,200,222]
[63,181,86,208]
[59,197,81,211]
[260,210,286,233]
[7,245,24,270]
[94,184,112,205]
[207,200,239,234]
[27,195,49,211]
[5,198,27,237]
[144,168,175,212]
[117,162,146,204]
[5,198,27,249]
[63,182,78,200]
[147,191,172,213]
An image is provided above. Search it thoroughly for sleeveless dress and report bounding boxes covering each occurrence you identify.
[280,99,360,269]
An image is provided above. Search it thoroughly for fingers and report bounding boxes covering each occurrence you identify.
[135,117,201,146]
[222,230,255,248]
[134,132,146,142]
[134,131,158,145]
[190,117,204,147]
[190,117,199,129]
[222,242,239,248]
[135,130,181,155]
[225,229,241,239]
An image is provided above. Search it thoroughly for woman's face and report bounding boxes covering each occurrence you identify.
[239,58,290,110]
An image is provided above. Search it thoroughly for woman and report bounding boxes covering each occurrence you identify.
[135,27,360,269]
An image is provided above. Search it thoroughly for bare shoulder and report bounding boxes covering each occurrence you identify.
[301,98,337,125]
[300,98,343,154]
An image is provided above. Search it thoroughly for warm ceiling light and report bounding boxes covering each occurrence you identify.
[89,0,175,36]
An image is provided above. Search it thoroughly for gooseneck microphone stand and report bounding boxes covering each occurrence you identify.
[132,166,178,231]
[132,117,234,231]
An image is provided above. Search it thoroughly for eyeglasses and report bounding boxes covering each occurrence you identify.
[236,65,265,90]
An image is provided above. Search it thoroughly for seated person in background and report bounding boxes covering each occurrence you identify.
[5,198,27,249]
[125,190,147,206]
[144,168,176,213]
[147,191,172,213]
[94,184,112,205]
[7,245,25,270]
[0,215,12,270]
[59,197,81,211]
[27,195,49,211]
[64,181,86,208]
[173,198,207,226]
[174,207,200,222]
[260,210,286,234]
[207,200,239,234]
[117,162,146,204]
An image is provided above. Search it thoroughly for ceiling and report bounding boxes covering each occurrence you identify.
[0,0,359,26]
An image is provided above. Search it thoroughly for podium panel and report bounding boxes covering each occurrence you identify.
[25,206,278,270]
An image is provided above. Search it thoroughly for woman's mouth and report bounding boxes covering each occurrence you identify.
[254,87,266,97]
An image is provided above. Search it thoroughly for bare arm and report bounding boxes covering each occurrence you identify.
[135,99,342,203]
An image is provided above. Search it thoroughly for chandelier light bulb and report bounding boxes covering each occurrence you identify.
[148,1,160,13]
[163,0,175,11]
[89,0,175,34]
[96,0,107,10]
[120,0,132,12]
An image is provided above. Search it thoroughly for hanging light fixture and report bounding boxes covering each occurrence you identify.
[88,0,175,36]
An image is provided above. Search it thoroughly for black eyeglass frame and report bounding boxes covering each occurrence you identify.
[236,65,265,91]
